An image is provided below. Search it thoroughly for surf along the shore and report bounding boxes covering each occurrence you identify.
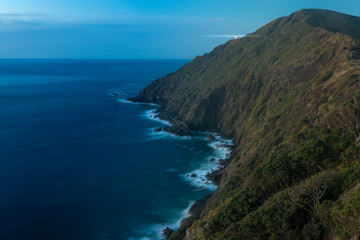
[117,95,233,239]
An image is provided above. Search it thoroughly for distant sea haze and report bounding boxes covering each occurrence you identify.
[0,59,230,240]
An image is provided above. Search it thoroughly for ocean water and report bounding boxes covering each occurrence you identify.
[0,59,231,240]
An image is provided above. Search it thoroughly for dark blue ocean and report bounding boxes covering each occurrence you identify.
[0,59,231,240]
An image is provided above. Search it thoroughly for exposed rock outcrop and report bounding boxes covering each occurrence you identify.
[163,120,192,136]
[162,227,174,239]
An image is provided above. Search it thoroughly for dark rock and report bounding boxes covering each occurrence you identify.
[126,96,141,102]
[205,169,223,185]
[210,158,216,162]
[170,216,198,240]
[218,159,226,166]
[126,96,154,104]
[163,120,192,136]
[153,127,162,132]
[162,227,174,239]
[111,92,119,96]
[206,134,216,140]
[188,195,211,217]
[190,173,197,178]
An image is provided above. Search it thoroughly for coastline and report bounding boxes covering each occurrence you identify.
[121,97,233,239]
[142,108,233,191]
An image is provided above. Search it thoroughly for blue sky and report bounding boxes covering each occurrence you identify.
[0,0,359,59]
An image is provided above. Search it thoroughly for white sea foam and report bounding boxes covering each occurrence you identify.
[118,98,161,107]
[141,109,171,126]
[118,99,233,239]
[135,103,233,235]
[129,201,193,240]
[141,109,194,141]
[143,133,234,240]
[181,133,233,191]
[146,128,191,141]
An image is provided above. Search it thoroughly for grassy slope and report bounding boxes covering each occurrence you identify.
[132,9,360,239]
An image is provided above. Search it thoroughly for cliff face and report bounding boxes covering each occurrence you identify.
[132,9,360,240]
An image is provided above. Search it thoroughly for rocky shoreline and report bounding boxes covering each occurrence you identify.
[161,144,233,240]
[125,97,233,240]
[151,120,192,136]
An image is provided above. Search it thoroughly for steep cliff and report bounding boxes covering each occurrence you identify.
[131,9,360,240]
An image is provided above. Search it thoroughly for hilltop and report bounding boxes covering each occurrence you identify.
[131,9,360,240]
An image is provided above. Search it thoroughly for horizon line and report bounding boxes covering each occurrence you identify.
[0,58,193,60]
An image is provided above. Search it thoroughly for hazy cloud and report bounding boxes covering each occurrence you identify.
[0,13,67,30]
[0,12,238,29]
[0,13,54,22]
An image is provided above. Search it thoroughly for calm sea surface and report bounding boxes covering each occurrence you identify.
[0,59,231,240]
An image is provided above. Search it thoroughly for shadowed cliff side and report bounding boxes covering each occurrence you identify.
[131,9,360,240]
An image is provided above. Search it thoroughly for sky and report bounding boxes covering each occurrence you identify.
[0,0,359,59]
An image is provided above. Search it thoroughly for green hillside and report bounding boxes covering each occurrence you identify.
[131,9,360,240]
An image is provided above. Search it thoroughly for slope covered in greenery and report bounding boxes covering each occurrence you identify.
[131,9,360,239]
